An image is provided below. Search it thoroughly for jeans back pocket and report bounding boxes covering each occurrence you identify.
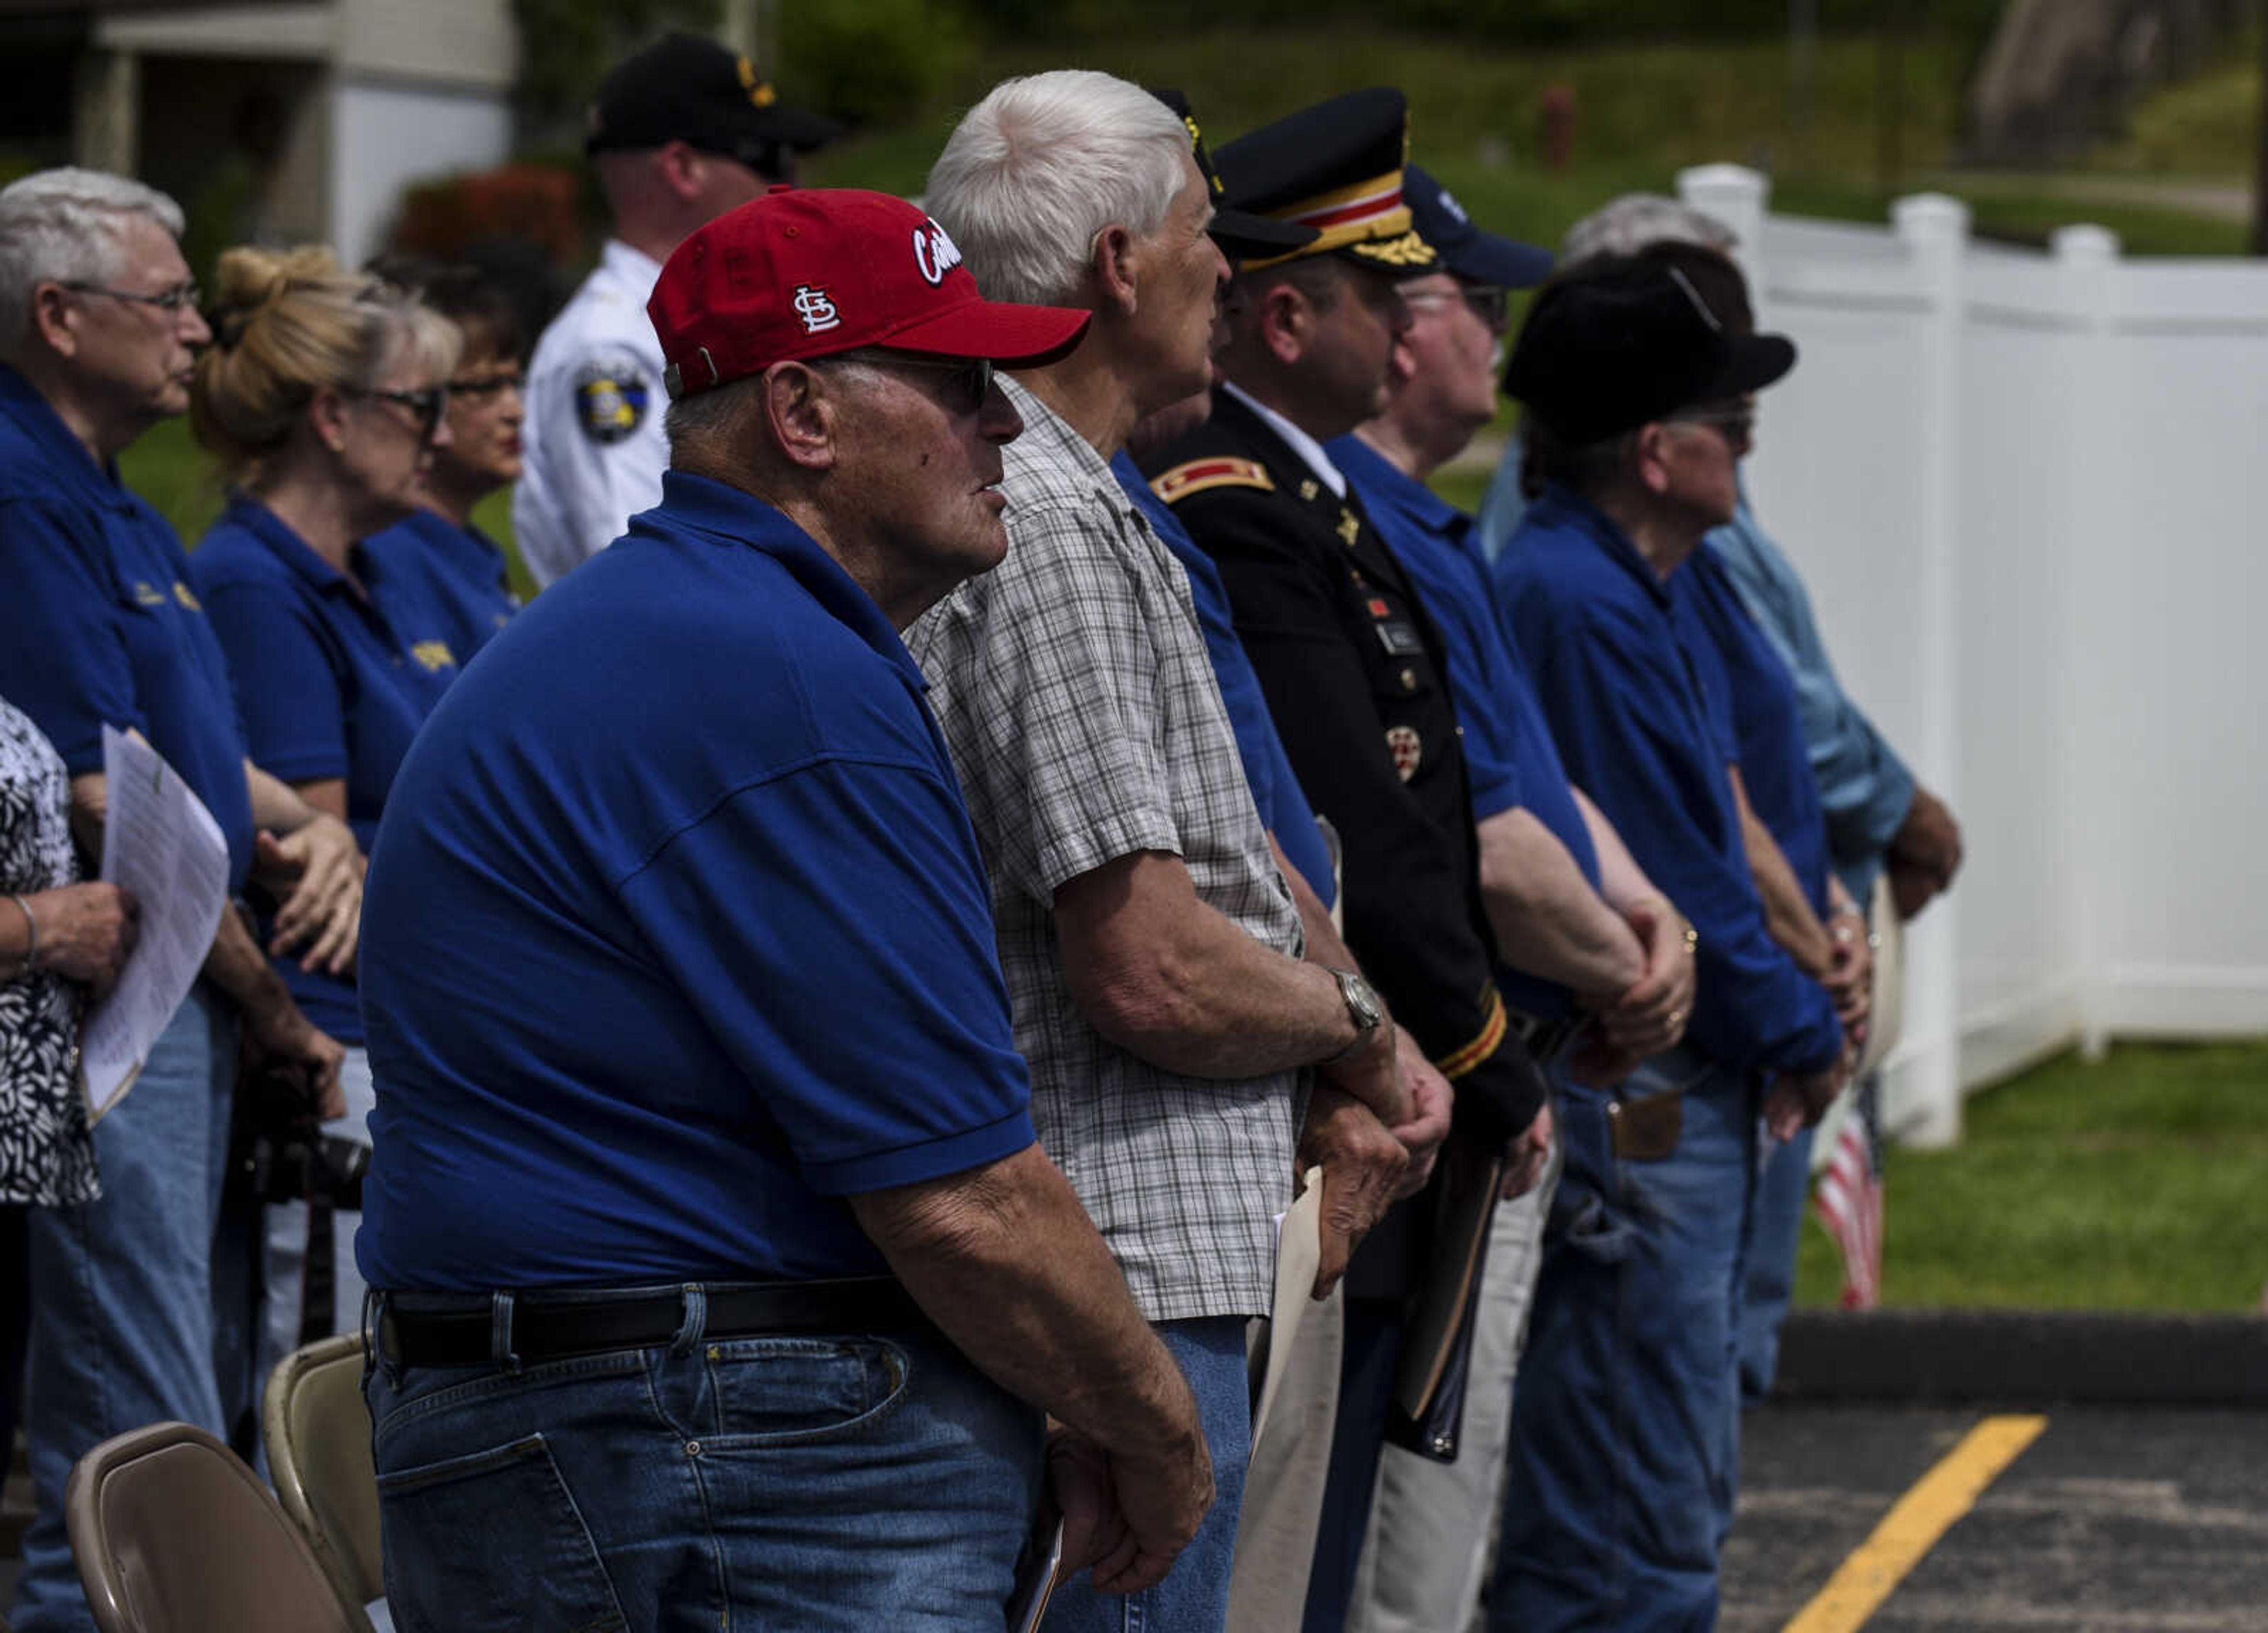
[376,1432,627,1633]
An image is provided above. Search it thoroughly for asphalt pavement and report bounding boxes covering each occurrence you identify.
[1722,1402,2268,1631]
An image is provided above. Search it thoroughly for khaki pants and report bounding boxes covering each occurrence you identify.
[1226,1175,1344,1633]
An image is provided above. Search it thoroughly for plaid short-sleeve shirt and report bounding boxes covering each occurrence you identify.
[906,379,1303,1323]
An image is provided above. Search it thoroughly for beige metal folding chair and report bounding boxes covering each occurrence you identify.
[263,1332,385,1625]
[65,1420,364,1633]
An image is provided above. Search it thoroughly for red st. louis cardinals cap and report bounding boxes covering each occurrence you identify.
[649,187,1091,400]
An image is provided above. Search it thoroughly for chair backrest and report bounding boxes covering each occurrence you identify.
[263,1332,386,1615]
[66,1421,366,1633]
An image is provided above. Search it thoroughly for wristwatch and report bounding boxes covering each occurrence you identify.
[1324,966,1386,1065]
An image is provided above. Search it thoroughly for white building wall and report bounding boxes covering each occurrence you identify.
[329,77,511,269]
[1679,166,2268,1140]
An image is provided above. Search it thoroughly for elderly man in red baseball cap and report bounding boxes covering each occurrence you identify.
[355,187,1212,1632]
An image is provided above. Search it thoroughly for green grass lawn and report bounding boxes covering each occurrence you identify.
[1794,1041,2268,1312]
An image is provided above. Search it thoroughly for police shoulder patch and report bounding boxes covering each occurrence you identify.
[573,352,651,445]
[1151,457,1275,505]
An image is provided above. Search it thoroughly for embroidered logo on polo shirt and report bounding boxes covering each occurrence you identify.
[132,581,166,607]
[409,640,458,673]
[172,581,201,611]
[573,353,650,445]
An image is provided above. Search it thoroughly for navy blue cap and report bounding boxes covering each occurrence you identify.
[1403,166,1552,289]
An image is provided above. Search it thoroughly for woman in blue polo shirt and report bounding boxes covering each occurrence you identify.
[364,258,526,657]
[187,245,465,1376]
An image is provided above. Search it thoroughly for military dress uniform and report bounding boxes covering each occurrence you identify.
[1142,86,1548,1633]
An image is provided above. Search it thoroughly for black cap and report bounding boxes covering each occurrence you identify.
[1212,88,1438,274]
[1403,166,1553,290]
[585,33,840,177]
[1503,254,1796,444]
[1148,88,1318,268]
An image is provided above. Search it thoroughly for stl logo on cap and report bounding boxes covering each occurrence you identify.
[913,219,964,288]
[793,284,841,334]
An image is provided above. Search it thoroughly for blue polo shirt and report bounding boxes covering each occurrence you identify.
[0,367,255,894]
[357,471,1037,1291]
[1495,485,1842,1078]
[190,497,465,1041]
[365,507,519,663]
[1114,449,1336,910]
[1678,543,1833,916]
[1331,435,1602,1023]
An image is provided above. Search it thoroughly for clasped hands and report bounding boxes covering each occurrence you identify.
[253,813,365,976]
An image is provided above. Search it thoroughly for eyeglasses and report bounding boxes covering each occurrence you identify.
[61,279,202,314]
[1667,403,1755,449]
[831,352,996,417]
[358,384,449,442]
[445,371,526,401]
[1400,283,1511,337]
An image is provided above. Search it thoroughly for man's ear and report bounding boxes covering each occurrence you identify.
[1259,281,1309,367]
[763,363,838,472]
[30,282,79,360]
[1091,224,1139,320]
[1633,422,1674,497]
[655,142,707,205]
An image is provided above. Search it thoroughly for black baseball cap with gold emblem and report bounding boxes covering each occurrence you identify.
[585,32,840,181]
[1146,88,1319,269]
[1210,87,1439,274]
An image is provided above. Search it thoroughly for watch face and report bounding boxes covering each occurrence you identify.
[1342,970,1383,1030]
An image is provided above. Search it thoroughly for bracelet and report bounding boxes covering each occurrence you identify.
[11,893,38,974]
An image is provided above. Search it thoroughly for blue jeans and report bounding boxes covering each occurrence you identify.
[1044,1316,1250,1633]
[1491,1049,1758,1633]
[367,1291,1045,1632]
[1739,1124,1813,1401]
[14,984,239,1633]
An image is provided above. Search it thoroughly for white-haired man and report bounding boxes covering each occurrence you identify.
[0,167,357,1633]
[911,71,1451,1631]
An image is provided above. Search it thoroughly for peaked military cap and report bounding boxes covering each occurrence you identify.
[1211,88,1438,273]
[1147,88,1319,268]
[586,32,840,178]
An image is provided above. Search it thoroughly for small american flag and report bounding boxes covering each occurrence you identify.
[1814,1072,1884,1309]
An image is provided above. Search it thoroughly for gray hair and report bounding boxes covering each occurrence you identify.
[0,168,187,362]
[1560,194,1735,268]
[926,70,1190,308]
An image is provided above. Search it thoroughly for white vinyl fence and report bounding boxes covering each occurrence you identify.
[1676,165,2268,1145]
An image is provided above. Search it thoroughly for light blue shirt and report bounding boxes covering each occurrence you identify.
[1705,503,1915,900]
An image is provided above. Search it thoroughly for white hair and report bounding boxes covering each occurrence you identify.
[1560,194,1736,267]
[0,168,187,362]
[925,70,1190,308]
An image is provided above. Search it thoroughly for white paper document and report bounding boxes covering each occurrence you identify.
[80,725,230,1123]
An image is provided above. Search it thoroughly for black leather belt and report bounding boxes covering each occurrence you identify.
[376,1276,928,1369]
[1506,1007,1584,1068]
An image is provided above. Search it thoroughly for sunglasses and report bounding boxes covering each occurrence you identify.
[64,279,202,315]
[360,385,449,442]
[834,352,997,417]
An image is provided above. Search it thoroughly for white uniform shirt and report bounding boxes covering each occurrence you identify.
[514,239,668,589]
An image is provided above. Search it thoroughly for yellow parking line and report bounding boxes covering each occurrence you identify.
[1781,1413,2048,1633]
